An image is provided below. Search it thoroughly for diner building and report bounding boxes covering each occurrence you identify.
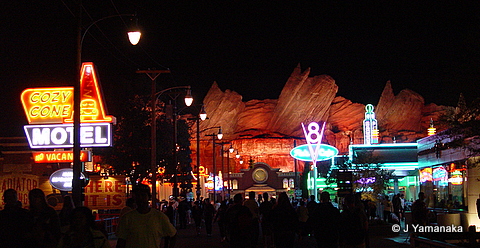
[417,130,480,230]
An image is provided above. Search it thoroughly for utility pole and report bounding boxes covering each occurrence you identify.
[137,69,170,208]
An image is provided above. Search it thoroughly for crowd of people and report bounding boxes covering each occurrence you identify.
[0,188,111,248]
[0,185,432,248]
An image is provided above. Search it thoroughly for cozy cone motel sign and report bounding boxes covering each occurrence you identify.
[21,62,114,150]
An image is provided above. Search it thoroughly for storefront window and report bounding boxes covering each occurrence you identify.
[232,179,238,189]
[283,178,288,188]
[419,164,465,210]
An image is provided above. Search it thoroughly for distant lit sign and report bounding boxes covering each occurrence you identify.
[33,150,91,163]
[290,144,338,162]
[419,168,432,183]
[198,166,209,177]
[24,123,112,148]
[448,170,463,185]
[356,177,376,184]
[433,166,448,181]
[49,168,88,191]
[205,175,223,191]
[21,62,114,124]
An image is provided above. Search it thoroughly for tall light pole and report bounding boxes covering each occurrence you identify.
[216,141,232,200]
[135,79,192,206]
[73,4,141,206]
[136,70,170,208]
[205,127,222,202]
[188,106,207,199]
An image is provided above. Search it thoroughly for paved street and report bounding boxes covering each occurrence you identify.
[109,221,410,248]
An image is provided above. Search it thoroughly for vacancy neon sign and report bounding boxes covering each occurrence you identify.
[33,150,91,163]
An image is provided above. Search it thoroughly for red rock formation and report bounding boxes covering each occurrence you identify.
[200,82,244,140]
[189,67,448,176]
[267,64,338,137]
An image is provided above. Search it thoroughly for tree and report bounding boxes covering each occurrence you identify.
[438,94,480,167]
[97,95,192,185]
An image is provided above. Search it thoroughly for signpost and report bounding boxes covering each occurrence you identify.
[20,62,115,206]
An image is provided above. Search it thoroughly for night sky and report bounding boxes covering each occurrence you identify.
[1,1,480,137]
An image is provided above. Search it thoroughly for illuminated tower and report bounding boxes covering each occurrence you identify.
[363,104,379,145]
[428,118,436,136]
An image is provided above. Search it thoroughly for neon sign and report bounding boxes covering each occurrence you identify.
[355,177,376,184]
[419,168,432,183]
[290,144,338,162]
[21,62,113,124]
[49,168,88,191]
[301,122,326,166]
[448,170,463,185]
[33,150,91,163]
[432,166,448,181]
[363,104,379,145]
[24,123,112,148]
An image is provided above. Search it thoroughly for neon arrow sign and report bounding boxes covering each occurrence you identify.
[290,122,338,166]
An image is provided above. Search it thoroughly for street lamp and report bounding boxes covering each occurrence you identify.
[73,10,141,207]
[187,105,208,199]
[205,127,222,202]
[134,70,192,207]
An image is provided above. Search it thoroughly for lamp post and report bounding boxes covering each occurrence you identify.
[187,106,207,199]
[205,127,222,202]
[73,7,141,207]
[216,141,232,200]
[134,76,192,207]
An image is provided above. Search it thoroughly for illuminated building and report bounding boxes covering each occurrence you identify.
[418,129,480,230]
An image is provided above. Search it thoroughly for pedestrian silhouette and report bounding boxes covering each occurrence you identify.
[59,195,75,232]
[0,188,34,248]
[203,198,215,237]
[57,206,110,248]
[225,193,254,248]
[259,192,274,248]
[191,199,203,235]
[214,200,228,242]
[412,192,428,226]
[307,191,340,248]
[116,184,177,248]
[339,194,368,248]
[268,192,299,248]
[244,191,260,246]
[177,197,190,229]
[29,188,61,248]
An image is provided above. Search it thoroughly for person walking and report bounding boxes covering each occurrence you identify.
[57,206,110,248]
[0,188,34,248]
[191,200,204,236]
[214,200,228,242]
[116,184,177,248]
[244,191,260,246]
[203,198,215,237]
[339,194,368,248]
[307,191,340,248]
[412,192,429,226]
[225,193,254,248]
[177,197,190,229]
[268,192,299,248]
[382,195,392,223]
[59,195,75,232]
[259,192,274,248]
[29,188,61,248]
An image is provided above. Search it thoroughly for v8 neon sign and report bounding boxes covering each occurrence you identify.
[302,122,326,166]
